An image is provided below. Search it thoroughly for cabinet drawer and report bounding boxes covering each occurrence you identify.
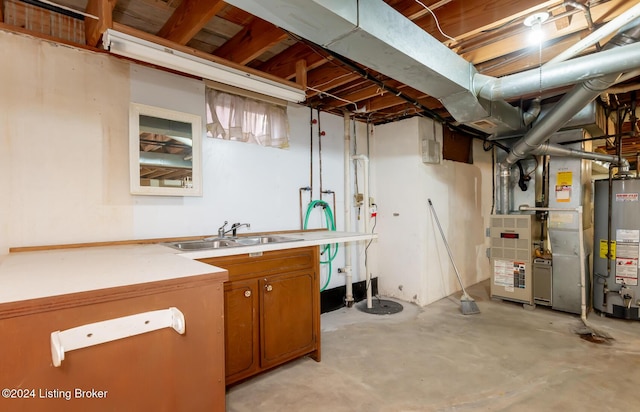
[199,246,316,282]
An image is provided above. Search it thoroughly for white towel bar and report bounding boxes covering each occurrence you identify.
[50,307,185,367]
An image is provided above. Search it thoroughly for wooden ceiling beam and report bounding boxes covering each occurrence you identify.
[422,0,633,65]
[84,0,116,47]
[414,0,559,43]
[214,17,288,65]
[295,59,307,89]
[157,0,226,45]
[306,65,361,97]
[216,4,254,26]
[473,32,584,77]
[258,43,328,80]
[315,81,408,110]
[365,88,441,113]
[385,0,450,21]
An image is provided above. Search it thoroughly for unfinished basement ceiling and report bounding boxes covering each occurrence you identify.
[2,0,640,161]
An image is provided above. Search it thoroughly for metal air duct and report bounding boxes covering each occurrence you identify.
[502,21,640,167]
[139,152,193,169]
[475,43,640,101]
[228,0,640,138]
[227,0,522,134]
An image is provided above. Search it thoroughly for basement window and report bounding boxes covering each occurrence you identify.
[442,126,473,164]
[205,83,290,149]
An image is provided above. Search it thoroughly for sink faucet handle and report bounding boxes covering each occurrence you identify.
[218,221,228,237]
[230,222,251,237]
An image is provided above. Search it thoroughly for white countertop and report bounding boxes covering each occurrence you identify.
[171,230,376,259]
[0,231,376,305]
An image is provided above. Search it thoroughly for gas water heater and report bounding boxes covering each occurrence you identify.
[593,178,640,319]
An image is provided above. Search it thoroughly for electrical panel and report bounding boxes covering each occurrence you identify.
[421,138,440,164]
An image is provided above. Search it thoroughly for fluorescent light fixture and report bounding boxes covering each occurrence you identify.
[103,29,306,103]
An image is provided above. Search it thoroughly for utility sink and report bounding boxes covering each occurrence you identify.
[164,235,301,251]
[234,235,302,246]
[164,239,240,251]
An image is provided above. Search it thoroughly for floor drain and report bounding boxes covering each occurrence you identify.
[578,333,611,345]
[356,299,403,315]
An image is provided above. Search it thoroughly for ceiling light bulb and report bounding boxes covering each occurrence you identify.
[524,12,550,46]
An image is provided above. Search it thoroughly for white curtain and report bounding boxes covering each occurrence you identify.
[206,88,290,149]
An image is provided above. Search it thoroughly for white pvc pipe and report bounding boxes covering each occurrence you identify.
[547,2,640,65]
[352,154,372,309]
[343,111,354,307]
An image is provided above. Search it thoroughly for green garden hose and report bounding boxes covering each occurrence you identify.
[303,200,338,291]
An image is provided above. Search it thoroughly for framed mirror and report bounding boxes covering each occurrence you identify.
[129,103,202,196]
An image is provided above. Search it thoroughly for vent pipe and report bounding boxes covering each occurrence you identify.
[532,142,630,172]
[502,21,640,167]
[475,42,640,102]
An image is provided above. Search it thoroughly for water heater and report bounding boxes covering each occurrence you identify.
[593,178,640,319]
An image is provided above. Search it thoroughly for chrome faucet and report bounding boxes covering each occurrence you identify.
[217,221,229,237]
[217,221,251,238]
[229,222,251,237]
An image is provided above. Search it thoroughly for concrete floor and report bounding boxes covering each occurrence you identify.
[226,280,640,411]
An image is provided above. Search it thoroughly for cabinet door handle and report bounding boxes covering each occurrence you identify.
[244,290,252,298]
[265,284,273,292]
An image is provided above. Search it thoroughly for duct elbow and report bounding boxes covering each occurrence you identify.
[522,98,541,126]
[473,73,497,100]
[620,157,631,172]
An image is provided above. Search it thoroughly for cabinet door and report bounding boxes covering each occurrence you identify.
[260,270,317,368]
[224,279,259,383]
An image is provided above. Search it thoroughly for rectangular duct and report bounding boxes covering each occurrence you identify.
[227,0,520,133]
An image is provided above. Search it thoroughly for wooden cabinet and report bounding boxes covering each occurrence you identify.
[0,273,228,412]
[199,246,320,385]
[224,278,259,379]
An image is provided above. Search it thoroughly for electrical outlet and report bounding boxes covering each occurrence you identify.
[355,193,364,206]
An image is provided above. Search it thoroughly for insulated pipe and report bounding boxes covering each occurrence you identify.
[343,111,354,307]
[352,154,372,309]
[548,2,640,65]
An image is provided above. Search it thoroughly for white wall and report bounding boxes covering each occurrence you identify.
[0,31,492,301]
[370,117,493,306]
[0,30,356,294]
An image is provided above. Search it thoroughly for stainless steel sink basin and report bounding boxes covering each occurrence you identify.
[164,235,301,251]
[164,239,240,251]
[234,235,301,245]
